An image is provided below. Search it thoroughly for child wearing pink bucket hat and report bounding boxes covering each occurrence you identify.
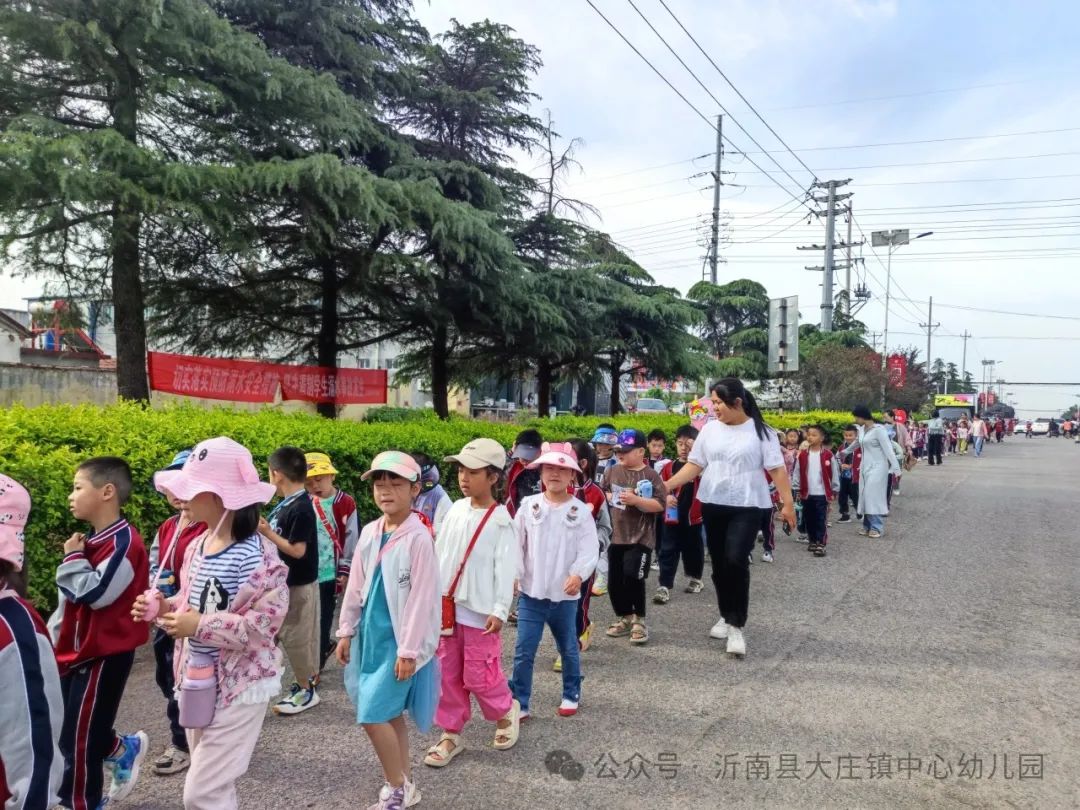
[509,443,598,719]
[133,437,289,810]
[0,473,64,809]
[335,451,441,810]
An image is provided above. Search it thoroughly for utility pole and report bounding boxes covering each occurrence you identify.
[867,331,881,352]
[799,179,855,332]
[708,114,723,285]
[960,330,972,384]
[920,296,940,379]
[845,204,854,317]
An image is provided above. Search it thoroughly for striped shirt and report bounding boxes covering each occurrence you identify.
[187,536,263,658]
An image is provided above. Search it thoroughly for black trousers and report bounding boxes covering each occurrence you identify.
[801,495,829,546]
[152,629,186,750]
[60,651,134,810]
[607,543,651,618]
[658,521,705,589]
[838,477,859,517]
[701,504,760,628]
[319,579,337,669]
[927,433,944,465]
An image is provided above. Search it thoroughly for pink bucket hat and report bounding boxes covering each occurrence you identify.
[154,437,276,510]
[0,474,30,571]
[526,442,580,472]
[361,451,422,482]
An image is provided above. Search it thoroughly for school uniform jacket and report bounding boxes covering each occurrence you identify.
[337,513,441,670]
[0,592,63,810]
[50,518,149,672]
[660,463,703,526]
[791,449,841,502]
[148,515,207,588]
[575,481,613,551]
[838,442,863,484]
[310,490,359,579]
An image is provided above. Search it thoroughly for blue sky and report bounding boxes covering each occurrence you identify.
[409,0,1080,417]
[2,1,1077,416]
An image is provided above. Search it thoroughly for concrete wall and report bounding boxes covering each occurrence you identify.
[0,362,118,407]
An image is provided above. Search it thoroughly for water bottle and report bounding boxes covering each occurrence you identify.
[635,479,653,499]
[665,503,678,522]
[179,651,217,729]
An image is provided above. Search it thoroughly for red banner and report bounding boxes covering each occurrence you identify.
[886,354,908,388]
[148,351,387,405]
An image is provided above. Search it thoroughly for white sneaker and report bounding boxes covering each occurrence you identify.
[748,553,754,564]
[762,551,774,563]
[557,699,579,717]
[652,586,670,604]
[275,685,320,715]
[685,578,704,594]
[726,626,746,657]
[650,559,660,571]
[404,776,422,808]
[709,619,729,640]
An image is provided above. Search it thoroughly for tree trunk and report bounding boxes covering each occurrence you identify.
[316,255,339,418]
[608,355,623,415]
[110,55,149,401]
[431,323,450,420]
[537,359,553,418]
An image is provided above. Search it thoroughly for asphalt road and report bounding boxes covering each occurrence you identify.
[118,435,1079,809]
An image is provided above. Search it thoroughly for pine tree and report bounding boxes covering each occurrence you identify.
[0,0,360,400]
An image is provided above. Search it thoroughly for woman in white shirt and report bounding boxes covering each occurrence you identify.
[665,379,796,658]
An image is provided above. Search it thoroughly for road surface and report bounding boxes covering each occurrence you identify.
[118,435,1079,809]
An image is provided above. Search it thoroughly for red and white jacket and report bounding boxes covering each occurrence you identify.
[50,518,149,672]
[791,449,841,502]
[838,441,863,484]
[661,462,703,526]
[0,591,63,809]
[311,490,360,579]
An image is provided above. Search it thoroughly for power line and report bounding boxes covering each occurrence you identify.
[582,0,814,211]
[739,125,1080,155]
[890,331,1080,341]
[727,150,1080,174]
[890,299,1080,321]
[656,0,819,179]
[767,76,1054,111]
[623,0,814,192]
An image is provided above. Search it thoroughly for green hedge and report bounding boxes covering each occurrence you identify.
[3,403,863,611]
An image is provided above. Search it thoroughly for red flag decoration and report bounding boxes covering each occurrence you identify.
[147,351,387,405]
[886,354,908,388]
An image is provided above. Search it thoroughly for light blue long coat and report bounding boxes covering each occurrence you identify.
[856,423,901,516]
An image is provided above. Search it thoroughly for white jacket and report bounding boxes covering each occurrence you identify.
[514,494,598,603]
[436,500,519,622]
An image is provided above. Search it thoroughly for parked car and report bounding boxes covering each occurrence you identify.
[1031,418,1051,436]
[633,397,669,414]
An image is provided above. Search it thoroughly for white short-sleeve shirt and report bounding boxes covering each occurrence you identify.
[688,418,784,508]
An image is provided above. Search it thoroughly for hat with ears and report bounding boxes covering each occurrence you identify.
[526,442,581,473]
[0,474,30,572]
[154,437,276,510]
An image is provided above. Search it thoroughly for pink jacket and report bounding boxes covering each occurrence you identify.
[169,534,290,708]
[337,513,441,669]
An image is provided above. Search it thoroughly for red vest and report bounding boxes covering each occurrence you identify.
[797,449,835,501]
[660,462,702,526]
[839,442,862,484]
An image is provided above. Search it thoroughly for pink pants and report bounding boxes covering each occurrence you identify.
[435,623,513,733]
[183,699,267,810]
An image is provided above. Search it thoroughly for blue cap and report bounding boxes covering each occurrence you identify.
[590,428,619,445]
[166,449,192,471]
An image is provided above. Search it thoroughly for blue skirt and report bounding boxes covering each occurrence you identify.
[343,565,440,731]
